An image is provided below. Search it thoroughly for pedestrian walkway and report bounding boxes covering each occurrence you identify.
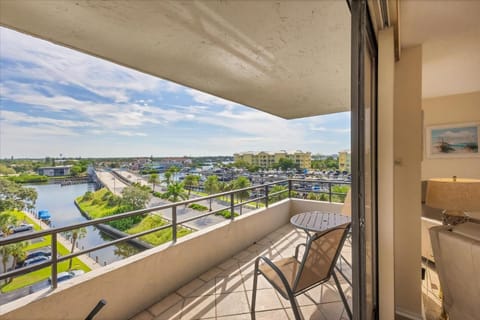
[25,211,100,270]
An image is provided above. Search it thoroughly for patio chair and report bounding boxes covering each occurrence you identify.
[251,222,352,320]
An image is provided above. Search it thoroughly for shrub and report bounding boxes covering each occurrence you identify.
[215,209,239,219]
[189,204,208,211]
[82,191,93,202]
[108,214,144,231]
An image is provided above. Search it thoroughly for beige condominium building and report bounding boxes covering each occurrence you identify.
[338,150,351,172]
[234,150,311,169]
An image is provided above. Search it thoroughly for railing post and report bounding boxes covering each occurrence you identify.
[329,182,332,203]
[51,233,58,289]
[172,206,177,243]
[230,193,235,220]
[264,185,269,208]
[288,180,292,198]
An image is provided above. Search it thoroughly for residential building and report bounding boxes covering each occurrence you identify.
[37,165,72,177]
[234,150,311,169]
[338,150,351,172]
[1,1,479,320]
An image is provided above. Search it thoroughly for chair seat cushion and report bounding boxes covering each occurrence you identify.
[259,257,300,296]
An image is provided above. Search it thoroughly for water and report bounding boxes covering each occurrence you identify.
[29,183,142,265]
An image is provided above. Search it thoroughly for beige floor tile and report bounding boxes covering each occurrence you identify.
[216,291,250,317]
[218,258,240,271]
[298,305,327,320]
[199,267,223,282]
[181,294,216,319]
[233,250,258,262]
[242,272,274,291]
[177,279,206,298]
[130,310,154,320]
[254,309,291,320]
[317,301,348,320]
[247,288,284,312]
[155,301,183,320]
[188,279,217,297]
[149,293,184,316]
[217,313,251,320]
[216,274,245,294]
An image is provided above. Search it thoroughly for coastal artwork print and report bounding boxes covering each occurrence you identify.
[426,123,479,158]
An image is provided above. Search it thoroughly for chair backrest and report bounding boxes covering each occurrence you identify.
[293,222,351,293]
[341,190,351,217]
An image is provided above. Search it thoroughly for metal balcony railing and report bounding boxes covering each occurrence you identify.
[0,178,349,289]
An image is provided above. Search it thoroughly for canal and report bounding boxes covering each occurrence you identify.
[29,183,142,265]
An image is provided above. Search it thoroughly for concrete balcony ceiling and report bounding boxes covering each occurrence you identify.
[0,0,351,119]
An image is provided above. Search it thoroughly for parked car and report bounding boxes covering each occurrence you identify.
[17,249,52,268]
[48,270,85,283]
[9,223,34,234]
[22,255,49,267]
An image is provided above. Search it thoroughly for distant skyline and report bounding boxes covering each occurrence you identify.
[0,27,350,158]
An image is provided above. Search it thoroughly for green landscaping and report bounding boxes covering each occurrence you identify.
[75,188,123,218]
[1,210,91,293]
[126,215,192,246]
[8,174,48,184]
[188,203,208,212]
[76,188,193,246]
[215,209,239,219]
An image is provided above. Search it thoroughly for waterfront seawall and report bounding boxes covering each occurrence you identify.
[73,200,153,250]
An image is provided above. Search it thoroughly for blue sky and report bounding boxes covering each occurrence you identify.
[0,27,350,158]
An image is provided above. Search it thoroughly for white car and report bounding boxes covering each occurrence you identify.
[49,270,85,283]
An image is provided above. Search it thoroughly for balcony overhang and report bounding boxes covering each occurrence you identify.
[0,0,350,119]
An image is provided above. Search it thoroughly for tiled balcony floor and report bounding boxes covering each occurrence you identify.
[131,224,352,320]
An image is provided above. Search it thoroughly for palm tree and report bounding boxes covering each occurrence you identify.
[1,245,13,283]
[162,171,173,187]
[163,182,189,202]
[233,176,251,214]
[183,174,200,197]
[0,213,17,237]
[9,242,28,282]
[67,228,87,269]
[203,175,219,211]
[148,173,160,192]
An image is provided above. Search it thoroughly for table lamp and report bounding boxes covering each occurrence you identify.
[425,177,480,225]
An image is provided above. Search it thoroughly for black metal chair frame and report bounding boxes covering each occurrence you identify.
[251,224,352,320]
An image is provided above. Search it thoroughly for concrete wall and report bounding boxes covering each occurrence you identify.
[393,46,423,319]
[422,91,480,180]
[377,26,396,320]
[1,199,331,320]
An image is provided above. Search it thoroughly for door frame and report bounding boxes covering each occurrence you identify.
[350,0,379,319]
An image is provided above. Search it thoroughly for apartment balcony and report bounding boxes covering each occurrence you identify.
[0,182,351,320]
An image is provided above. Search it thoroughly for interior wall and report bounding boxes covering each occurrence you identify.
[393,45,423,319]
[422,91,480,180]
[377,26,395,320]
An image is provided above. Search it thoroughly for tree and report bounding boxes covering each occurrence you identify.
[233,176,251,203]
[162,182,188,202]
[9,242,28,282]
[275,158,298,171]
[67,228,87,269]
[1,245,13,284]
[0,164,15,175]
[270,185,287,203]
[163,171,173,186]
[0,212,17,237]
[121,185,151,210]
[203,175,219,211]
[0,178,37,212]
[148,173,160,192]
[183,174,200,197]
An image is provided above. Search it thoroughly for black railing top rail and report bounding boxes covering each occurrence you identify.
[0,178,350,286]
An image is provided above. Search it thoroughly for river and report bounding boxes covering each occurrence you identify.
[29,183,142,265]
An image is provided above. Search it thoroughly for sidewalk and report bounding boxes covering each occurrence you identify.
[25,212,100,270]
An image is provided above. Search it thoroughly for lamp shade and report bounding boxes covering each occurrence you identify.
[426,178,480,213]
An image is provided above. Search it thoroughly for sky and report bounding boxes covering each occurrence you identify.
[0,27,350,158]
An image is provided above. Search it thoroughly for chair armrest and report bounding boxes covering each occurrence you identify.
[254,256,294,296]
[295,243,306,260]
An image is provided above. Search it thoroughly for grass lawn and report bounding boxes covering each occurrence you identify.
[1,211,91,293]
[75,188,120,218]
[126,215,192,246]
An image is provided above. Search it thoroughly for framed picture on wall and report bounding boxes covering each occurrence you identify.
[426,122,480,158]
